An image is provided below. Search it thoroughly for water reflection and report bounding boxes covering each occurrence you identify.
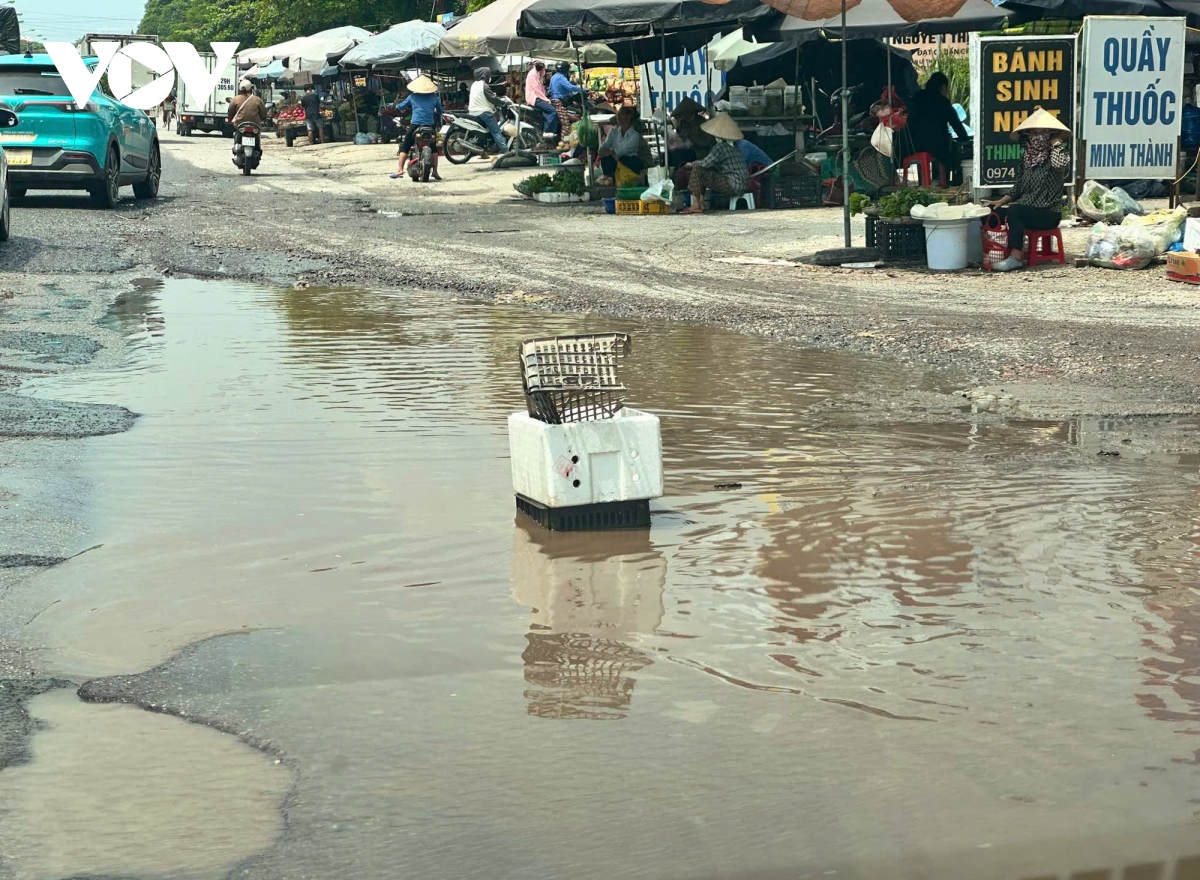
[511,523,665,720]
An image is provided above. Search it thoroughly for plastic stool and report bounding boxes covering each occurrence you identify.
[1024,227,1065,267]
[901,152,948,188]
[729,192,756,211]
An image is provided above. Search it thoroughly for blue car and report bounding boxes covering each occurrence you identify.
[0,54,160,208]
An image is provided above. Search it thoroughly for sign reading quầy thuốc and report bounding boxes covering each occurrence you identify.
[1081,15,1185,179]
[971,34,1076,189]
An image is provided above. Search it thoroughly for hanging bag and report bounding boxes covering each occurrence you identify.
[981,211,1010,271]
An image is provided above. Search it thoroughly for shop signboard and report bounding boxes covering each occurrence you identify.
[1081,15,1185,179]
[970,34,1076,189]
[639,45,722,117]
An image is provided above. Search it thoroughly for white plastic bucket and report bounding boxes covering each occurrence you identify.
[923,218,971,271]
[967,218,983,265]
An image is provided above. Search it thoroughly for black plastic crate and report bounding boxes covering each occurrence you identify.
[520,334,631,425]
[763,175,822,210]
[525,388,623,424]
[865,215,927,261]
[516,494,651,531]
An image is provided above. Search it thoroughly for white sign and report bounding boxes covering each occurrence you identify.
[639,47,722,117]
[46,41,240,111]
[1081,15,1185,179]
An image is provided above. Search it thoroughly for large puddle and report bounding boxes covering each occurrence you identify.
[7,279,1200,879]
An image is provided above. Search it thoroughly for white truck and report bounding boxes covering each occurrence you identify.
[176,52,238,137]
[78,33,162,95]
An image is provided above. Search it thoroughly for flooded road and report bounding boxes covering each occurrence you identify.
[5,279,1200,879]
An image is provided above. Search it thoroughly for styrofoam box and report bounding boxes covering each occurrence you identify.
[508,408,663,508]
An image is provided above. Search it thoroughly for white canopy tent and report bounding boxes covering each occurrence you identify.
[238,26,372,71]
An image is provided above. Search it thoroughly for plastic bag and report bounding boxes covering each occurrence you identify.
[615,162,641,188]
[1110,186,1145,217]
[1085,222,1157,269]
[869,122,894,157]
[641,178,674,203]
[1078,180,1125,224]
[354,132,374,145]
[1121,206,1187,253]
[647,166,670,185]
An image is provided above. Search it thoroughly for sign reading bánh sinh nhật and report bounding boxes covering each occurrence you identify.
[971,34,1076,188]
[1081,16,1186,179]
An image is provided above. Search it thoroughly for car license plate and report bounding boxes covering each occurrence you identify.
[5,149,32,166]
[0,133,35,143]
[205,117,214,124]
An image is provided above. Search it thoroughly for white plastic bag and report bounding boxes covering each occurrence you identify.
[870,123,894,157]
[1085,222,1157,269]
[1078,180,1125,224]
[647,166,670,185]
[641,178,674,203]
[1121,207,1187,253]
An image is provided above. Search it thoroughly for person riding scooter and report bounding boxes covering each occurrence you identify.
[468,67,507,153]
[391,75,443,181]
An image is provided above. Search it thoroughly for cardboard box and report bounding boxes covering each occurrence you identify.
[1166,251,1200,283]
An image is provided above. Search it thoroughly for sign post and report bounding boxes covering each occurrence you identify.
[638,46,720,118]
[971,34,1076,192]
[1080,15,1186,180]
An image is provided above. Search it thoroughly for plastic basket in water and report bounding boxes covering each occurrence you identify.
[520,333,631,424]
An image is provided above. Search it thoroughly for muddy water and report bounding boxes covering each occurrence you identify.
[7,279,1200,880]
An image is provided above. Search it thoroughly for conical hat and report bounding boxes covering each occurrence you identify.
[1014,107,1069,135]
[671,96,704,119]
[700,112,743,141]
[408,75,438,95]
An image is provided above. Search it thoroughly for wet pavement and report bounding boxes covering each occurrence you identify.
[3,279,1200,879]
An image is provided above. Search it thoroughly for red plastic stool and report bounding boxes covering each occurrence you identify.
[1024,228,1065,267]
[901,152,948,188]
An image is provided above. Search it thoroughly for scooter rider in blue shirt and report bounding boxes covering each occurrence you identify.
[391,75,443,180]
[549,62,581,103]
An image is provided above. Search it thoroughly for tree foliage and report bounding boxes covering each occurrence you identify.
[138,0,445,47]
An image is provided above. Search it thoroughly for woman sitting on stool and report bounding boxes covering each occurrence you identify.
[986,108,1071,272]
[597,105,648,180]
[680,113,749,215]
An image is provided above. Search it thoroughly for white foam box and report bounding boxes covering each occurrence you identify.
[508,408,663,508]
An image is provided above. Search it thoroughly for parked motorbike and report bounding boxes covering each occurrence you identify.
[444,99,536,164]
[406,125,437,182]
[233,122,262,176]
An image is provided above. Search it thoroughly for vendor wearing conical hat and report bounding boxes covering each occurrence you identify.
[985,107,1071,272]
[391,75,443,181]
[680,113,750,215]
[669,96,714,162]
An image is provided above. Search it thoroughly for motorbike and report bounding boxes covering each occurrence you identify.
[233,122,262,176]
[443,98,537,164]
[406,125,437,182]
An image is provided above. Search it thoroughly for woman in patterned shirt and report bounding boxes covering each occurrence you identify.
[680,113,750,215]
[986,108,1071,272]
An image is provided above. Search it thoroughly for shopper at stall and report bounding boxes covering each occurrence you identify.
[597,105,648,181]
[902,72,968,179]
[681,113,749,215]
[669,97,714,163]
[469,67,507,152]
[525,61,558,141]
[390,75,443,181]
[301,84,322,146]
[985,109,1071,272]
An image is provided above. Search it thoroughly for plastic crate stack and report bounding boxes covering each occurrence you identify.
[520,334,631,424]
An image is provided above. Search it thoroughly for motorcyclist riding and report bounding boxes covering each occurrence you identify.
[468,67,507,153]
[228,82,266,129]
[391,75,443,181]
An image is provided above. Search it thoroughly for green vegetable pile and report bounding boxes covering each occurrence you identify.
[574,116,600,150]
[849,192,871,217]
[515,173,553,196]
[878,188,936,218]
[551,169,585,195]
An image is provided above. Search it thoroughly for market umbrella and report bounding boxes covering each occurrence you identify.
[517,0,773,40]
[749,0,1008,41]
[999,0,1200,17]
[340,20,447,67]
[437,0,617,61]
